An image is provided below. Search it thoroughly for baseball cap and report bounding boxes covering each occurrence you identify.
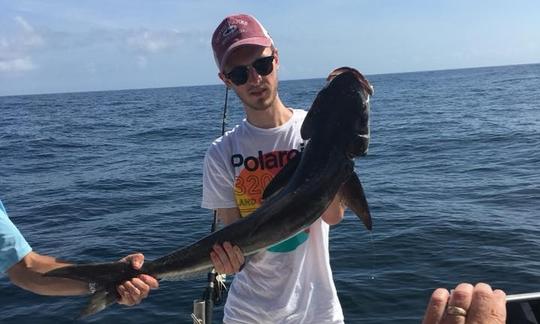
[212,14,273,72]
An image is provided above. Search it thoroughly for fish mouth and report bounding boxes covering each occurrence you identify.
[327,67,374,96]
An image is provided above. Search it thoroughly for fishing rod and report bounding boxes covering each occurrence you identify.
[191,87,229,324]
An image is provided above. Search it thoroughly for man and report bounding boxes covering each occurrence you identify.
[0,199,158,306]
[202,13,507,324]
[202,14,350,323]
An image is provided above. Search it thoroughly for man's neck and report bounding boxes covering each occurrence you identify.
[244,96,292,129]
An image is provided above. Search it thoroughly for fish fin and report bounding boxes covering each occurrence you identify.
[340,172,372,230]
[262,152,302,200]
[78,288,118,319]
[45,262,144,317]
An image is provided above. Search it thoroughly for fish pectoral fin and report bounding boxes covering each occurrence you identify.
[262,152,302,200]
[340,172,372,230]
[79,288,118,319]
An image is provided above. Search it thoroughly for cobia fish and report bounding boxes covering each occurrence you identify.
[45,67,374,317]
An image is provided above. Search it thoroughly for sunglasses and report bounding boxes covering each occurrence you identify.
[225,55,275,86]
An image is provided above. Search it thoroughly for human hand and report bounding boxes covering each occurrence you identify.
[116,253,159,306]
[210,242,245,275]
[422,282,506,324]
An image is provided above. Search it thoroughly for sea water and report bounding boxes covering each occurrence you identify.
[1,63,539,323]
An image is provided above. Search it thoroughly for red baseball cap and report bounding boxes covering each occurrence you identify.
[212,14,273,72]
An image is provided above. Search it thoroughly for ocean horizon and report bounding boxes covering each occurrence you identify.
[2,62,538,98]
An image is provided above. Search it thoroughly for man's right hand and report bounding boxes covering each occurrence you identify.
[422,282,506,324]
[210,242,245,275]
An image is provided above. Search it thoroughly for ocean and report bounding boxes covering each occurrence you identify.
[1,63,539,323]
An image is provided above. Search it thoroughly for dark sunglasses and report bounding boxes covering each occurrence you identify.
[225,55,275,86]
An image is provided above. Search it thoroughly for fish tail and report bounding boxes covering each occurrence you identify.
[45,261,148,317]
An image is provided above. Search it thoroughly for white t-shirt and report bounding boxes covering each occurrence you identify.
[202,109,344,324]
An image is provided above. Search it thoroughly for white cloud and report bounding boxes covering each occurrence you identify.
[0,16,44,74]
[1,14,207,75]
[127,31,169,53]
[0,57,36,72]
[125,29,188,54]
[15,16,35,33]
[136,55,148,68]
[14,16,45,48]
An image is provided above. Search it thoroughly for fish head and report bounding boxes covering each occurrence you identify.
[301,67,372,158]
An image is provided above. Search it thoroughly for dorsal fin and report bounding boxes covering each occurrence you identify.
[339,172,372,230]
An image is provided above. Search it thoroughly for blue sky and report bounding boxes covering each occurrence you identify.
[0,0,539,96]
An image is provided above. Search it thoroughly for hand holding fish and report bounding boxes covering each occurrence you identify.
[116,253,159,306]
[210,242,245,275]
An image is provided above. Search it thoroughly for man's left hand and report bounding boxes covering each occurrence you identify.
[116,253,159,306]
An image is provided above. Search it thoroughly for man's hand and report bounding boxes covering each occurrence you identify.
[422,282,506,324]
[210,242,245,275]
[116,253,159,306]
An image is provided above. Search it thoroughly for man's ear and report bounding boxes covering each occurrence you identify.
[274,48,280,70]
[218,72,233,88]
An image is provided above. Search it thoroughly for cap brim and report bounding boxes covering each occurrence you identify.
[220,37,272,72]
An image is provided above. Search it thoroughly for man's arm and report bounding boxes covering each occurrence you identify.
[216,207,241,226]
[321,194,345,225]
[7,251,158,305]
[7,251,87,295]
[209,208,245,275]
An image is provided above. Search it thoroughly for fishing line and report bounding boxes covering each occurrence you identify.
[368,231,376,280]
[193,86,229,324]
[211,86,229,232]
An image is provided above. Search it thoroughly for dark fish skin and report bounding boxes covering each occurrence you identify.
[45,69,373,317]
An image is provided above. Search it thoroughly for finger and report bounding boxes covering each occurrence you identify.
[118,253,144,268]
[128,253,145,269]
[223,242,242,272]
[117,284,135,306]
[442,283,473,324]
[117,285,129,305]
[492,289,507,324]
[233,245,245,269]
[122,280,142,305]
[129,277,150,300]
[213,244,233,274]
[466,283,505,324]
[210,250,225,274]
[139,274,159,289]
[422,288,449,324]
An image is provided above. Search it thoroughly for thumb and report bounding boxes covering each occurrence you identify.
[121,253,145,269]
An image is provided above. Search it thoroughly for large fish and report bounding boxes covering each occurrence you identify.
[45,68,373,317]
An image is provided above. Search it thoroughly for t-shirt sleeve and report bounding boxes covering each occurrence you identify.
[0,202,32,274]
[201,144,237,210]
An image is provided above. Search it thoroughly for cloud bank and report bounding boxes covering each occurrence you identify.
[0,16,44,72]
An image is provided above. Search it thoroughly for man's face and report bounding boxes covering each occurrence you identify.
[220,46,279,112]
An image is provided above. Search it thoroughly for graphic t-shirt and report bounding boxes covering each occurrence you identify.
[0,200,32,274]
[202,109,344,324]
